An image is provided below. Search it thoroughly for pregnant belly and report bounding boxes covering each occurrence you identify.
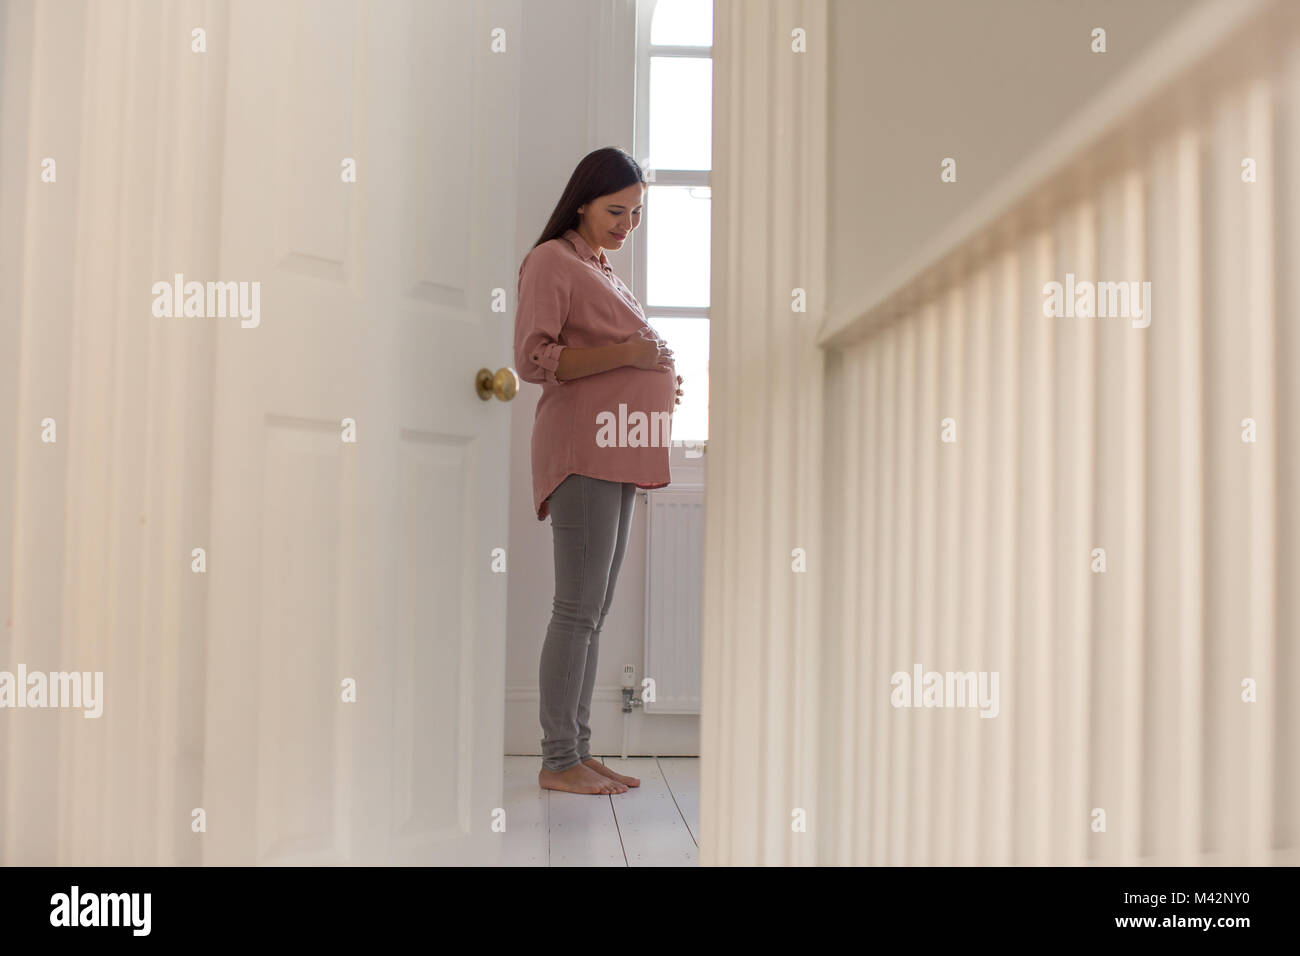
[581,365,675,449]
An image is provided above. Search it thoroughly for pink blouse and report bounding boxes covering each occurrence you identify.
[514,228,676,521]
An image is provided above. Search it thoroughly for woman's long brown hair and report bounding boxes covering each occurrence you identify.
[531,147,648,251]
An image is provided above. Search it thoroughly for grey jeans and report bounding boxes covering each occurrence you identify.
[539,473,636,772]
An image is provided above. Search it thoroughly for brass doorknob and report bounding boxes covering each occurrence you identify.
[476,367,519,401]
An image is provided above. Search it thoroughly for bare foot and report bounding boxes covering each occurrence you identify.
[538,763,624,795]
[582,758,640,789]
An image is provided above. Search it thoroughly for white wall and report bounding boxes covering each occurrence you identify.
[505,0,702,758]
[826,0,1208,320]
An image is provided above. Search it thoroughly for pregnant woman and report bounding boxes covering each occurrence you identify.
[515,147,684,796]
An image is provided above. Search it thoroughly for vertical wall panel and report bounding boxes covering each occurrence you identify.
[1242,75,1277,865]
[853,346,877,864]
[1014,229,1055,864]
[1141,130,1201,862]
[1117,168,1148,862]
[835,346,863,864]
[892,321,918,863]
[2,0,229,864]
[1202,85,1252,863]
[765,0,799,865]
[981,248,1019,865]
[825,17,1298,862]
[1054,198,1098,866]
[909,304,940,864]
[705,0,828,866]
[930,286,965,865]
[955,267,991,866]
[866,345,891,864]
[876,326,903,865]
[1275,29,1300,862]
[1172,125,1207,862]
[1089,178,1122,864]
[1088,169,1147,863]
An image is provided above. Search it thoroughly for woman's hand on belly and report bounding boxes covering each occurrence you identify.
[623,326,675,372]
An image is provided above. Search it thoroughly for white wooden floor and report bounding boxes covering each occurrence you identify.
[501,756,699,866]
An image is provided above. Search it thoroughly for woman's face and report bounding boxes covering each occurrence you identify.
[578,183,645,251]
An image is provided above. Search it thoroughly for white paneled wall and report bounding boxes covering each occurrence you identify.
[821,4,1299,865]
[703,0,828,865]
[0,0,226,865]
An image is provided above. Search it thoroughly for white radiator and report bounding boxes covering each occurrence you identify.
[641,485,705,714]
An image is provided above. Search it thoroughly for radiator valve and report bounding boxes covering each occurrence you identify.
[621,666,643,712]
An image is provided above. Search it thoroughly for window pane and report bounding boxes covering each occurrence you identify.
[646,184,710,308]
[650,0,712,46]
[646,316,708,443]
[649,57,711,170]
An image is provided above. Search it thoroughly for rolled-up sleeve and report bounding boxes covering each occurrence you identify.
[515,248,570,386]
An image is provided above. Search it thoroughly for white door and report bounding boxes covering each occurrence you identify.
[202,0,518,865]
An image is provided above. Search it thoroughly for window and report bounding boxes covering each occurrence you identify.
[634,0,710,444]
